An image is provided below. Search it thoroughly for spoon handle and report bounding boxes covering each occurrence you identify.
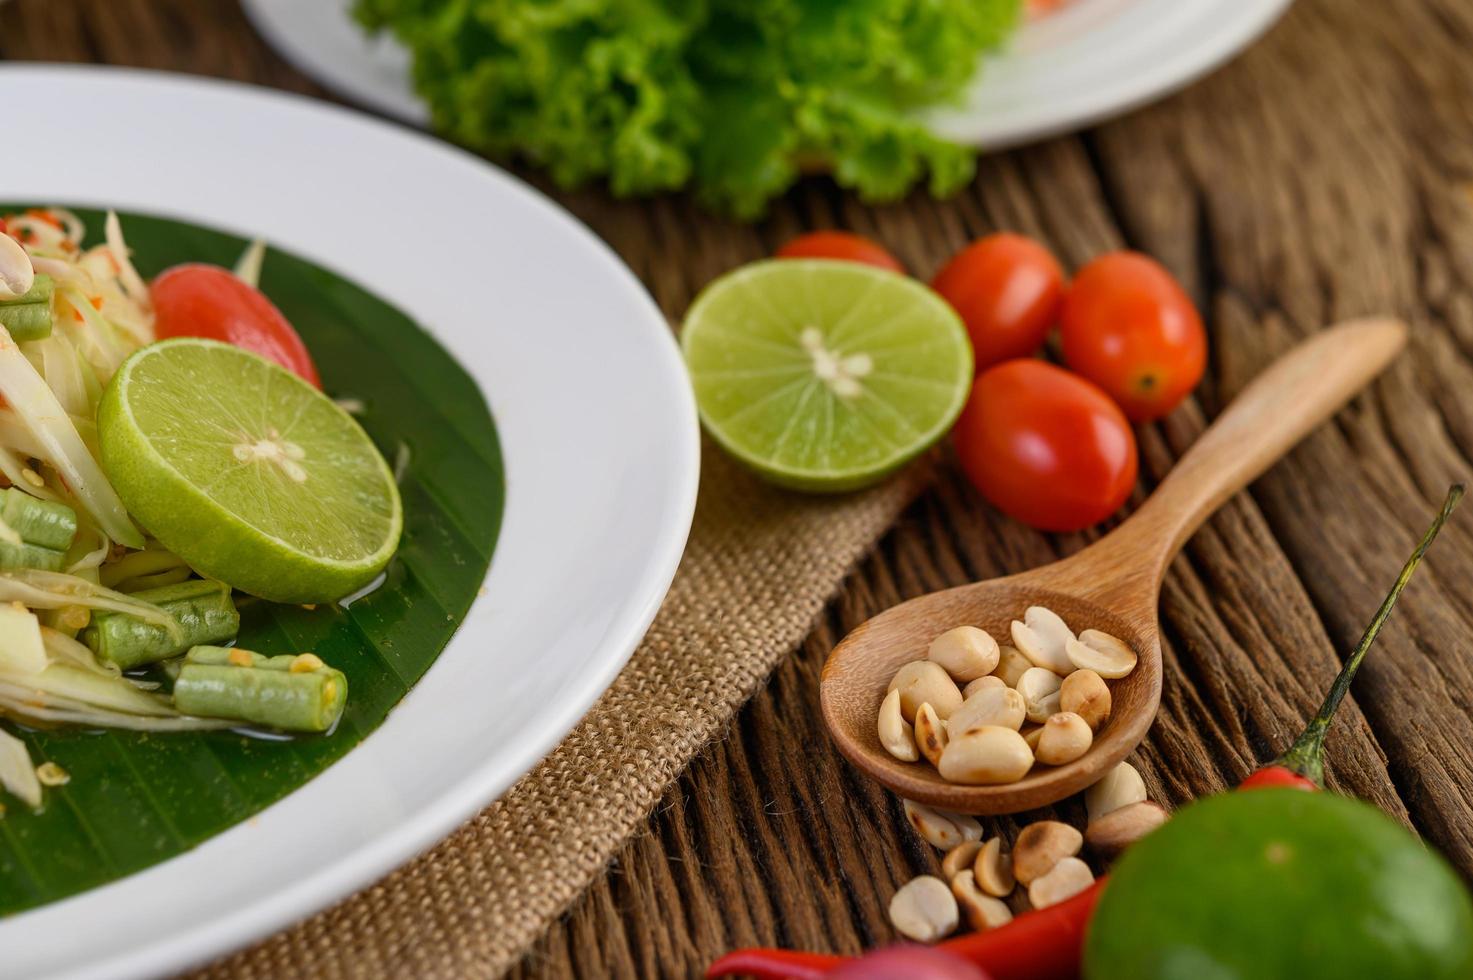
[1090,317,1407,600]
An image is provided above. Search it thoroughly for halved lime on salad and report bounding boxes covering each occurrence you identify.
[98,338,402,603]
[682,259,973,491]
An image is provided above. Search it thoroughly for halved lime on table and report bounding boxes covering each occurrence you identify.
[682,259,973,491]
[99,338,402,603]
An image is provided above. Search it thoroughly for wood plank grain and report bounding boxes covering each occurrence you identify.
[510,1,1473,972]
[4,0,1472,976]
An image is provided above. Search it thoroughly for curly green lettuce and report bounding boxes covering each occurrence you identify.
[356,0,1021,218]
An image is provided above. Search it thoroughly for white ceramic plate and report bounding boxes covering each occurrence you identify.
[0,66,699,980]
[241,0,1291,149]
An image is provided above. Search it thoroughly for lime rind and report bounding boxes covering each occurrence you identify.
[99,338,402,603]
[682,259,973,491]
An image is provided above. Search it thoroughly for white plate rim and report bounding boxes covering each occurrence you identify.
[0,64,699,980]
[239,0,1293,150]
[925,0,1294,147]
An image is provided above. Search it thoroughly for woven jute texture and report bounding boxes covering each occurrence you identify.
[195,444,928,980]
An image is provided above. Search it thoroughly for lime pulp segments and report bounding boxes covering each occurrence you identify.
[99,338,403,603]
[681,260,973,491]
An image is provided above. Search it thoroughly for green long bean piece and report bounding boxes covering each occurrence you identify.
[0,274,54,341]
[1,487,76,551]
[81,578,238,670]
[0,540,65,572]
[0,488,76,571]
[173,646,347,733]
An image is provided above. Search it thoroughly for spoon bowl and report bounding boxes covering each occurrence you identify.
[821,318,1408,814]
[824,574,1160,811]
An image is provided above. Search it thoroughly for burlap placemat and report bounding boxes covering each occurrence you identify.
[195,444,928,979]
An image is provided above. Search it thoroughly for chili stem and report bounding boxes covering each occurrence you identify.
[1277,484,1463,782]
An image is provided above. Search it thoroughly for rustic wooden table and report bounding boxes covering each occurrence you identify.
[8,0,1473,975]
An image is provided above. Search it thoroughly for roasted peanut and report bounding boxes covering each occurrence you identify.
[1059,669,1111,731]
[903,798,983,850]
[963,675,1007,698]
[889,661,963,722]
[1086,800,1170,858]
[1021,724,1044,752]
[941,840,983,881]
[889,875,959,942]
[1010,606,1076,675]
[952,870,1013,931]
[949,686,1026,733]
[1034,712,1093,766]
[974,837,1015,897]
[915,702,948,768]
[1066,629,1138,679]
[1012,820,1083,885]
[937,726,1034,785]
[992,644,1033,687]
[878,688,919,762]
[1085,761,1147,822]
[1016,667,1063,723]
[928,626,1000,682]
[1028,857,1094,910]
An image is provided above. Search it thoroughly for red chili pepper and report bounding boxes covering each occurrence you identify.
[707,885,1102,980]
[1238,765,1317,792]
[706,948,844,979]
[936,879,1105,980]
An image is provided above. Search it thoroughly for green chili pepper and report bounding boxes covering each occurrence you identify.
[0,488,76,571]
[81,578,239,670]
[173,646,347,733]
[0,274,54,341]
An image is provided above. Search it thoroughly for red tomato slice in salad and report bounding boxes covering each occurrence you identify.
[151,264,321,387]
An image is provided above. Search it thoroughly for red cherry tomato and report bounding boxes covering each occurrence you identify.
[775,231,905,273]
[151,264,321,387]
[931,233,1064,371]
[1059,252,1206,422]
[953,360,1137,532]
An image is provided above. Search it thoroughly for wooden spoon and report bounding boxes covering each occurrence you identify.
[821,317,1407,814]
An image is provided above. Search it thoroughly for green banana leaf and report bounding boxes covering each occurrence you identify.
[0,206,504,915]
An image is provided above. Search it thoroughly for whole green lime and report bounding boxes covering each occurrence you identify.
[1085,789,1473,980]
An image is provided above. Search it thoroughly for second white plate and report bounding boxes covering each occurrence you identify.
[242,0,1292,150]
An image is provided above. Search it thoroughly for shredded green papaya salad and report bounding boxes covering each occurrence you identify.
[0,208,403,811]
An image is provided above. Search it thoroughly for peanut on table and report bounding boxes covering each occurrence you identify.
[888,759,1168,943]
